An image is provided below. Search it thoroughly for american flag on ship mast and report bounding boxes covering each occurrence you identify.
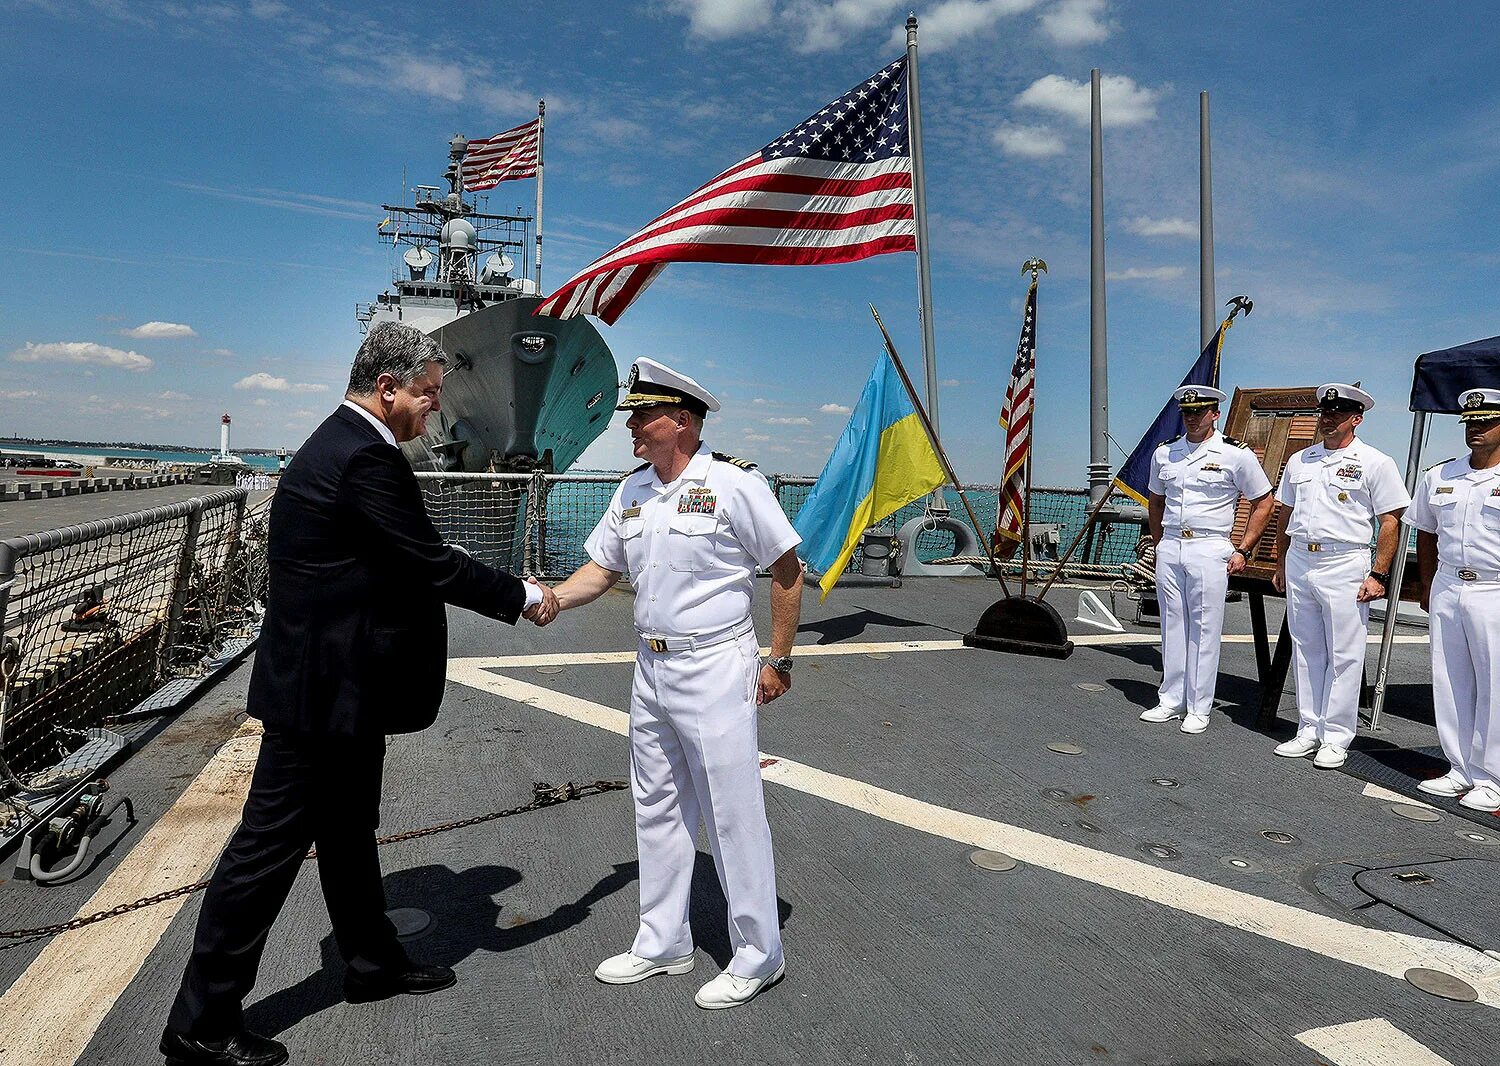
[995,273,1040,559]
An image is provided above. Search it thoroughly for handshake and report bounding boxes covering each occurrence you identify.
[523,577,561,627]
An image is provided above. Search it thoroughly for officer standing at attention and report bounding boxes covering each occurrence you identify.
[1403,387,1500,812]
[1140,386,1275,734]
[1272,383,1409,768]
[542,357,804,1009]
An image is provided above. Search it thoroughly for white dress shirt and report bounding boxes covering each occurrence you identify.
[1405,456,1500,570]
[1275,438,1410,544]
[1147,431,1271,536]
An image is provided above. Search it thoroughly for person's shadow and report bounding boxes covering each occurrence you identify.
[687,852,793,969]
[246,860,635,1036]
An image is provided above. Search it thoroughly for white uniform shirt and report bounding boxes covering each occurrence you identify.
[585,444,802,638]
[1275,438,1410,544]
[1147,431,1272,536]
[1404,457,1500,570]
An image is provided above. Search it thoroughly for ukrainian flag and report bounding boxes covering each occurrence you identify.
[794,352,947,599]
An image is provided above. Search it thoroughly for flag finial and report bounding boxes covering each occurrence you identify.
[1225,294,1253,321]
[1021,258,1048,281]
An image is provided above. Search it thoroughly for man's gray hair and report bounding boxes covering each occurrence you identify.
[346,322,447,396]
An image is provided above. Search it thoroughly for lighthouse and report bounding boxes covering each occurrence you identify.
[219,413,232,460]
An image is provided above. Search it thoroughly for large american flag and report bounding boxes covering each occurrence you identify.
[995,280,1037,556]
[537,58,914,323]
[461,118,541,191]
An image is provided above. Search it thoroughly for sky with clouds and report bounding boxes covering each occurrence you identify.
[2,0,1497,482]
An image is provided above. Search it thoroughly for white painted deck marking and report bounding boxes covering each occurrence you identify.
[0,720,263,1066]
[1296,1018,1455,1065]
[447,659,1500,1011]
[1361,783,1438,811]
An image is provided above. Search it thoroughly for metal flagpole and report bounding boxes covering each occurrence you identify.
[535,100,545,292]
[1200,91,1216,351]
[905,15,947,514]
[1369,411,1428,730]
[1088,68,1111,507]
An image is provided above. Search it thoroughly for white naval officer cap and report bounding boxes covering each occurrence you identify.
[1316,382,1374,413]
[1458,387,1500,421]
[1173,385,1227,410]
[616,357,721,418]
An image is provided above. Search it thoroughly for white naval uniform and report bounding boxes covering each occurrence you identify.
[1148,432,1272,717]
[1404,457,1500,791]
[1275,439,1410,747]
[584,443,801,980]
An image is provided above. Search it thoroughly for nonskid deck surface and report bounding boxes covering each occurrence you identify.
[1,579,1496,1065]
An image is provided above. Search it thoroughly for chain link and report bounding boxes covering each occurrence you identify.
[0,779,627,950]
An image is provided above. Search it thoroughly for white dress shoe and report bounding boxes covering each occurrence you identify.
[1179,715,1209,734]
[1273,736,1319,758]
[1417,771,1472,798]
[693,962,786,1009]
[1140,704,1183,723]
[1313,744,1348,769]
[1458,784,1500,812]
[594,951,695,984]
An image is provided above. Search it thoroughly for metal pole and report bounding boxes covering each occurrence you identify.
[534,100,545,292]
[1200,91,1216,352]
[1088,69,1110,506]
[1369,410,1427,729]
[905,15,947,514]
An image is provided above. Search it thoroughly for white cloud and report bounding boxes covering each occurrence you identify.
[788,0,904,52]
[11,341,153,372]
[210,347,235,357]
[941,379,962,387]
[744,432,772,442]
[752,397,770,405]
[992,123,1067,158]
[668,0,775,40]
[1107,265,1186,282]
[248,0,288,17]
[119,320,197,339]
[253,398,269,407]
[234,372,328,393]
[1038,0,1113,45]
[157,390,191,401]
[887,0,1042,53]
[390,55,466,101]
[819,402,852,414]
[703,358,719,368]
[1016,73,1162,127]
[1124,216,1196,238]
[767,416,813,425]
[1,389,39,400]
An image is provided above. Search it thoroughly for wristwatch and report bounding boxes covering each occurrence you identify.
[1368,570,1390,584]
[765,655,793,674]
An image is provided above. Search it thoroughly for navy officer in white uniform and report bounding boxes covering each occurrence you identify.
[546,357,804,1009]
[1272,383,1409,767]
[1404,387,1500,812]
[1141,386,1275,734]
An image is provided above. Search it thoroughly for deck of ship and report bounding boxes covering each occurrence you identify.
[1,577,1496,1065]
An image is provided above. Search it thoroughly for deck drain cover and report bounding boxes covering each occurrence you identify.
[536,666,565,674]
[1457,829,1500,845]
[1261,830,1299,845]
[867,652,891,659]
[1042,788,1072,802]
[1390,804,1442,823]
[969,850,1018,872]
[1074,820,1102,833]
[1140,843,1179,860]
[1074,683,1107,692]
[1152,778,1180,788]
[1048,742,1086,756]
[1220,856,1263,873]
[387,907,433,940]
[1404,968,1478,1002]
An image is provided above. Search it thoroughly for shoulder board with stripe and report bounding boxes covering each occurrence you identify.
[1222,434,1251,448]
[622,461,651,481]
[1159,434,1182,447]
[1427,456,1457,470]
[712,451,758,470]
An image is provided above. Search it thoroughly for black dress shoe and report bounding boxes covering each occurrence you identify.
[160,1027,288,1066]
[344,962,457,1003]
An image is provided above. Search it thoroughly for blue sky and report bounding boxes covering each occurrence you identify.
[2,0,1496,484]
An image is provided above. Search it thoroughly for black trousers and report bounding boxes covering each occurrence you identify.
[166,729,407,1038]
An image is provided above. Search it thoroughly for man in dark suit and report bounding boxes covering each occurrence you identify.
[162,323,555,1066]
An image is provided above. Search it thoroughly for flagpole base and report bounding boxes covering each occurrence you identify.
[963,595,1074,659]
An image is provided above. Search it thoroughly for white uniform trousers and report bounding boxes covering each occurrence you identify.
[1285,545,1370,748]
[627,628,782,979]
[1427,570,1500,790]
[1155,535,1233,717]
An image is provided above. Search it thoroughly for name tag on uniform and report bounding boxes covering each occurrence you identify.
[621,506,642,519]
[1436,486,1454,494]
[1202,463,1223,472]
[678,493,717,515]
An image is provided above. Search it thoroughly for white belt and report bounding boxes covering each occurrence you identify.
[1293,539,1368,555]
[1163,527,1228,540]
[1439,561,1500,582]
[639,617,754,654]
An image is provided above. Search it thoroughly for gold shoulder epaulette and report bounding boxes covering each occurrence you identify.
[712,451,757,470]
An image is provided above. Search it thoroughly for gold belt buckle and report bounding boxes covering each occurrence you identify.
[1307,542,1322,552]
[1181,528,1195,538]
[1459,568,1479,582]
[647,638,669,652]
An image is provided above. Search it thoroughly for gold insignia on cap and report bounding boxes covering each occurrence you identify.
[1182,389,1198,403]
[1465,392,1484,408]
[625,364,639,390]
[1325,387,1340,400]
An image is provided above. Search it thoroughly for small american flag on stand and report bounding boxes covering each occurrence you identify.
[461,118,541,190]
[537,58,914,323]
[994,280,1037,558]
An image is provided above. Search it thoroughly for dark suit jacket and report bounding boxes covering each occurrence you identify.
[247,405,526,736]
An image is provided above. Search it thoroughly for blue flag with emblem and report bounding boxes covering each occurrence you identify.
[1114,320,1230,505]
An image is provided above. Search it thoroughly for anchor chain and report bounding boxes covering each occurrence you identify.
[0,779,627,950]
